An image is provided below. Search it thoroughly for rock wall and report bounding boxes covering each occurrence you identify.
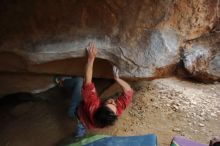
[0,0,220,95]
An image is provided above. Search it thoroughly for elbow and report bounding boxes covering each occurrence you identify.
[124,86,133,93]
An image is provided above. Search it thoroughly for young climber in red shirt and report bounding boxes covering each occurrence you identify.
[56,42,133,137]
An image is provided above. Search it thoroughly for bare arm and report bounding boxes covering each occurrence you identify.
[113,66,132,92]
[85,42,97,85]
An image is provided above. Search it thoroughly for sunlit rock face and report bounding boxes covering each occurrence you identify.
[0,0,220,95]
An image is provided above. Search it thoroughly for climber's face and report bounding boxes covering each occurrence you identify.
[105,98,117,114]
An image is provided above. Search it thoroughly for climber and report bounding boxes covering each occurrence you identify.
[55,42,134,137]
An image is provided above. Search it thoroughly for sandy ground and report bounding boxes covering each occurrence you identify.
[0,77,219,146]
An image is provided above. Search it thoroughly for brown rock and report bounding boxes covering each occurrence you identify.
[0,0,220,95]
[182,37,220,82]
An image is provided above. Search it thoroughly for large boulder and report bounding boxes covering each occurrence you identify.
[182,32,220,82]
[0,0,220,95]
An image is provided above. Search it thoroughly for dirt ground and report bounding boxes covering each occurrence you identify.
[0,77,219,146]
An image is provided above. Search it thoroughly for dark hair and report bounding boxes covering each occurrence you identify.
[94,106,118,128]
[212,142,220,146]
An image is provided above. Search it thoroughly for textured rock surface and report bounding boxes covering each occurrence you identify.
[0,0,220,95]
[163,0,218,39]
[183,44,220,82]
[209,52,220,77]
[183,45,212,78]
[182,32,220,82]
[0,73,54,96]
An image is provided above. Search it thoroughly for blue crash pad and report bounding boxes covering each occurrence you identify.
[66,134,157,146]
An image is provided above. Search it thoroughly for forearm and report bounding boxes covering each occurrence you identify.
[115,78,132,92]
[85,58,94,84]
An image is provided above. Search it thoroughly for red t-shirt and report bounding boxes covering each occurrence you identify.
[77,82,134,129]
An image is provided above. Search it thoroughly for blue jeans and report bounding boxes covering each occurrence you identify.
[63,77,86,137]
